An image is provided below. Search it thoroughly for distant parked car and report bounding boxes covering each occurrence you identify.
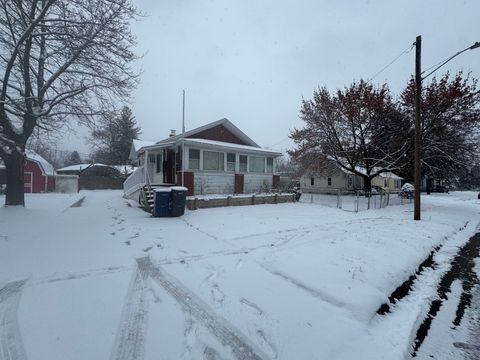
[371,185,386,195]
[431,185,449,193]
[399,183,414,199]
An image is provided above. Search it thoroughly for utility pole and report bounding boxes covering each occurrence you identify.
[181,90,185,187]
[414,35,422,221]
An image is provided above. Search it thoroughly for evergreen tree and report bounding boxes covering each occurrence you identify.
[65,151,82,166]
[91,106,141,164]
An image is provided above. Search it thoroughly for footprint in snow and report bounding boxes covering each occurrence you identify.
[124,240,131,246]
[142,246,153,253]
[256,329,278,359]
[204,346,227,360]
[235,259,243,270]
[210,284,225,308]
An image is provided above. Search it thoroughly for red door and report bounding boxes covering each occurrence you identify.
[234,174,244,194]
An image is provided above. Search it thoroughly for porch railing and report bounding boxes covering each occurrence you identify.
[123,166,145,197]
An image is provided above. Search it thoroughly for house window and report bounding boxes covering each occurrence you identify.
[249,156,265,173]
[239,155,248,172]
[155,154,162,173]
[203,151,224,171]
[266,157,274,173]
[188,149,200,170]
[310,177,314,186]
[148,154,155,164]
[348,176,352,187]
[227,153,236,172]
[384,179,388,188]
[327,177,332,186]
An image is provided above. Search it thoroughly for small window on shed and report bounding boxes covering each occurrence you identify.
[327,177,332,186]
[310,177,314,186]
[227,153,236,172]
[384,179,388,188]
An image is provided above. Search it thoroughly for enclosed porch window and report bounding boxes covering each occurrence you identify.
[189,149,200,170]
[203,151,224,171]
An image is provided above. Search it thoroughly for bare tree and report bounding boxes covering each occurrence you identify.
[289,80,410,192]
[0,0,140,205]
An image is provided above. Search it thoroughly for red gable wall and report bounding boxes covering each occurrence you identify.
[24,159,55,193]
[186,124,248,145]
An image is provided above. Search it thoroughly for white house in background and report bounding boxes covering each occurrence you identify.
[301,162,403,194]
[124,118,282,201]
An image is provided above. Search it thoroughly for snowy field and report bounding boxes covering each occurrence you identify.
[0,190,479,360]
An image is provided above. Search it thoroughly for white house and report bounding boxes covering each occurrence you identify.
[123,118,282,202]
[301,162,403,194]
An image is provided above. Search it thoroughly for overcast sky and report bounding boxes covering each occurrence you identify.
[63,0,480,156]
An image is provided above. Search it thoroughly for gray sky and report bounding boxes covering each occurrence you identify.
[63,0,480,156]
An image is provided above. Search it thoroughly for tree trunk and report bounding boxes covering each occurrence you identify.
[4,150,25,206]
[363,177,372,195]
[426,177,432,195]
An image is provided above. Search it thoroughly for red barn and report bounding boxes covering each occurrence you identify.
[23,151,55,193]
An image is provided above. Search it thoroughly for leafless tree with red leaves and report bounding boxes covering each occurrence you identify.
[399,72,480,189]
[289,80,410,193]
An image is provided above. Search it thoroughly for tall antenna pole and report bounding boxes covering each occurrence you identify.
[182,90,185,187]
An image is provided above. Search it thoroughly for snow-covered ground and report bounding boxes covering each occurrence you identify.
[0,190,479,360]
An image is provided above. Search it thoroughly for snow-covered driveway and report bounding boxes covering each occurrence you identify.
[0,191,478,359]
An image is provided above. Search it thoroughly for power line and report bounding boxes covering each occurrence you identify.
[368,42,415,82]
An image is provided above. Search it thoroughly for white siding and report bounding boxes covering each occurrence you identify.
[194,173,235,195]
[243,174,273,193]
[192,172,273,195]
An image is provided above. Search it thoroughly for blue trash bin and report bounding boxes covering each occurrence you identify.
[153,188,172,217]
[170,186,188,217]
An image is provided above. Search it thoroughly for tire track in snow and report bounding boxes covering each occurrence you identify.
[110,265,150,360]
[0,280,28,360]
[137,257,267,360]
[261,265,350,312]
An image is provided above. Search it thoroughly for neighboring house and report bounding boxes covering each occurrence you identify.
[23,150,55,193]
[372,172,403,192]
[301,162,402,194]
[124,118,282,200]
[301,166,363,194]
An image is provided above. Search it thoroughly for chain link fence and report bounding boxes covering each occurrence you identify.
[299,189,413,212]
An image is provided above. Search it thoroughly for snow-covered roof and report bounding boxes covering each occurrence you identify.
[331,161,402,179]
[132,139,156,151]
[57,163,119,173]
[185,138,282,156]
[26,150,55,176]
[57,163,93,172]
[156,118,260,148]
[380,171,403,180]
